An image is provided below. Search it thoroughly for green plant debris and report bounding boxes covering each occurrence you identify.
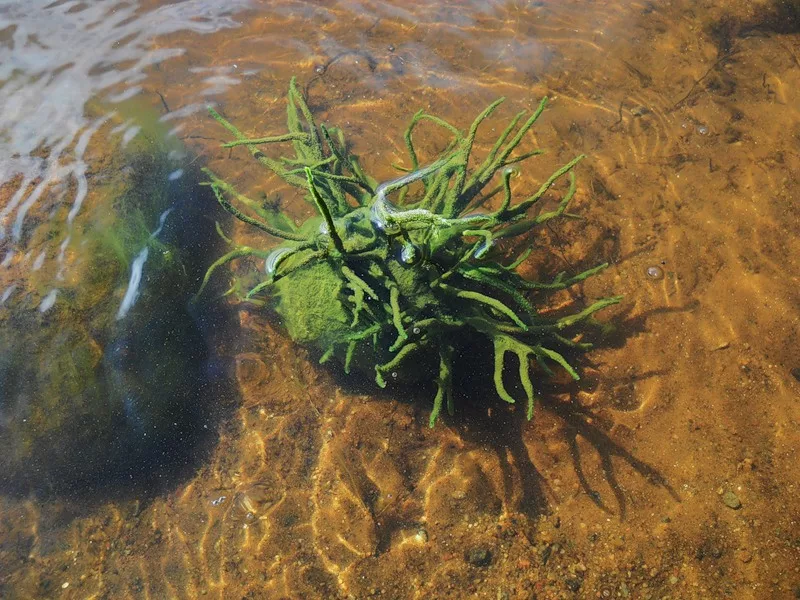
[200,78,621,427]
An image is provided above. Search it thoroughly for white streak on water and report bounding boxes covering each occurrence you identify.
[111,118,133,136]
[116,247,149,321]
[1,251,14,268]
[39,289,58,313]
[56,234,71,281]
[168,169,184,181]
[107,86,143,103]
[13,174,53,242]
[67,167,89,225]
[115,208,173,321]
[0,285,17,306]
[167,148,187,161]
[201,75,241,97]
[121,125,141,148]
[158,103,208,122]
[32,251,46,271]
[0,176,34,240]
[75,117,108,159]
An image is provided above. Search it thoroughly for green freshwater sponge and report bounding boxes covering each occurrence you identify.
[198,79,621,426]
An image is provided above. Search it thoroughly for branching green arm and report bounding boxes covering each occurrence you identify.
[456,266,534,315]
[533,345,579,380]
[552,333,593,350]
[215,221,233,245]
[347,284,366,327]
[557,296,623,329]
[344,340,357,374]
[513,263,610,290]
[288,76,321,150]
[505,155,585,218]
[456,97,549,214]
[438,283,528,330]
[460,229,494,259]
[305,167,346,254]
[246,278,273,299]
[222,132,310,147]
[491,334,539,419]
[208,107,307,187]
[193,245,268,302]
[494,166,515,216]
[429,346,454,427]
[269,248,326,282]
[451,97,506,202]
[375,342,420,387]
[388,285,408,351]
[340,265,378,300]
[202,168,309,242]
[505,247,533,271]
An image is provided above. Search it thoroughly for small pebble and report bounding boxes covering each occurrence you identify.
[722,491,742,510]
[646,265,664,280]
[465,547,492,567]
[737,549,753,563]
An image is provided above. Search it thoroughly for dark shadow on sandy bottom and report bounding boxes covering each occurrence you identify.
[451,338,680,522]
[319,291,685,526]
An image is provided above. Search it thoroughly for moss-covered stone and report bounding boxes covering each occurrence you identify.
[0,99,224,493]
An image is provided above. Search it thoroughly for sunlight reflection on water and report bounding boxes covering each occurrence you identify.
[0,0,251,247]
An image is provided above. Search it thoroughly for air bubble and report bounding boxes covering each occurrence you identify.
[400,243,421,265]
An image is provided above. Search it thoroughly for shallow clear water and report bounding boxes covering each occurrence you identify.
[1,1,799,598]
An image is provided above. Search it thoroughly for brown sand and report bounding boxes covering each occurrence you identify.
[1,1,799,598]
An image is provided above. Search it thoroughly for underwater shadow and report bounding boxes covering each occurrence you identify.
[454,392,550,519]
[0,166,241,507]
[441,358,679,521]
[539,389,681,519]
[422,268,684,520]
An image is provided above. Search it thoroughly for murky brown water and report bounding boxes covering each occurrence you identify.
[1,1,799,598]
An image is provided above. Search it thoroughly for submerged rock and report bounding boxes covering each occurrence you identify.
[722,491,742,510]
[0,102,230,494]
